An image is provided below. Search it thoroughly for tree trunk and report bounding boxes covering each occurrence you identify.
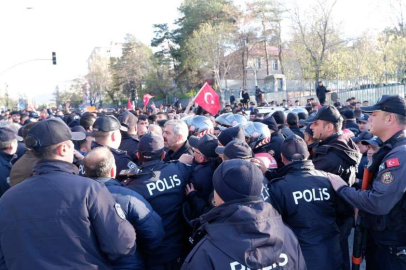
[262,21,270,76]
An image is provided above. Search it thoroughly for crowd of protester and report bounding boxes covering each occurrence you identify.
[0,92,405,270]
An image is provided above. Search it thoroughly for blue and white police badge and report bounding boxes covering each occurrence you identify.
[381,172,394,185]
[114,203,126,220]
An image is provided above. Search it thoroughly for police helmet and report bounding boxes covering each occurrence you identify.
[187,116,214,138]
[243,122,271,149]
[291,107,309,118]
[225,114,248,127]
[215,113,233,127]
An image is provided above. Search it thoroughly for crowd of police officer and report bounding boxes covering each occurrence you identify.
[0,94,405,270]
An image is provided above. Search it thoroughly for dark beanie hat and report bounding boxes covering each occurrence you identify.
[287,113,299,125]
[272,111,285,125]
[218,125,245,146]
[342,110,355,120]
[262,116,278,132]
[213,159,263,202]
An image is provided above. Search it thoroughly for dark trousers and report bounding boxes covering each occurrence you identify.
[339,217,353,270]
[318,96,326,105]
[365,242,406,270]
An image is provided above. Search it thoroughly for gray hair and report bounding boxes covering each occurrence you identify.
[84,147,115,178]
[148,124,163,135]
[164,120,188,140]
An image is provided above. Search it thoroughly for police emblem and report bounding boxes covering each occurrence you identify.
[381,172,394,184]
[114,203,126,220]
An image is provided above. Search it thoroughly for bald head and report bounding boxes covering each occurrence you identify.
[84,147,115,178]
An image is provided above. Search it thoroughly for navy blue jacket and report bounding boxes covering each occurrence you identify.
[268,161,342,270]
[124,160,193,266]
[0,152,13,198]
[190,159,220,201]
[337,130,406,246]
[182,199,306,270]
[0,160,136,270]
[96,177,164,270]
[13,141,26,164]
[79,142,137,180]
[119,133,139,164]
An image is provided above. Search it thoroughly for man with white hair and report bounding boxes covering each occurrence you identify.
[163,119,193,162]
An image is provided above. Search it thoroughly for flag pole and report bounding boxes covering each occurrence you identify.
[193,82,208,101]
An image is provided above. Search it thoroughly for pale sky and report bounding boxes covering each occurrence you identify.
[0,0,396,104]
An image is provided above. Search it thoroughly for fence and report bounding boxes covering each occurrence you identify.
[222,84,405,106]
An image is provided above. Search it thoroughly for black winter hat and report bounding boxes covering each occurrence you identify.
[213,159,263,202]
[261,116,278,132]
[272,111,285,125]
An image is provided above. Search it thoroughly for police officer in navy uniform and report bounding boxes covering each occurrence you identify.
[0,118,136,270]
[306,105,361,270]
[123,132,193,270]
[328,95,406,270]
[342,109,361,136]
[188,134,221,201]
[181,159,306,270]
[84,147,165,270]
[0,126,19,197]
[80,115,136,180]
[118,111,140,163]
[268,135,342,270]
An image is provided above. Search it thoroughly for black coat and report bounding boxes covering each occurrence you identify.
[268,161,343,270]
[316,85,328,99]
[312,132,361,186]
[0,160,136,270]
[164,141,194,162]
[181,199,306,270]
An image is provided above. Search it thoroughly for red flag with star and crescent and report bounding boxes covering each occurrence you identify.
[194,83,221,115]
[143,94,154,107]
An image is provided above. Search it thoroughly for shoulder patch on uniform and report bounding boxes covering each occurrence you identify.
[386,158,400,168]
[381,172,394,185]
[114,203,126,220]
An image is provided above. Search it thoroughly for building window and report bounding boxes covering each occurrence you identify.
[254,58,261,69]
[272,59,278,71]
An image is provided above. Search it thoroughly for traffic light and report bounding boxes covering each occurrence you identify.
[52,52,56,65]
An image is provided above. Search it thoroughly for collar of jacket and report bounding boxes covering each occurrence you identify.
[94,177,122,186]
[167,140,191,160]
[199,197,262,225]
[140,159,164,169]
[33,159,79,175]
[92,141,124,155]
[121,132,139,141]
[382,129,406,147]
[318,132,342,147]
[276,160,314,177]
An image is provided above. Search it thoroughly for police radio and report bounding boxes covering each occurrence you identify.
[118,165,141,180]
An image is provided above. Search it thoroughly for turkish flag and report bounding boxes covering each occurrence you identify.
[143,94,154,107]
[127,99,133,110]
[386,158,400,168]
[194,83,221,115]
